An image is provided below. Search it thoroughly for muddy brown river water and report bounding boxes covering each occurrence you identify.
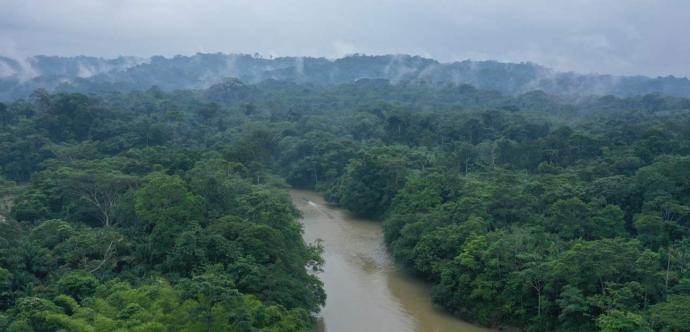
[290,190,493,332]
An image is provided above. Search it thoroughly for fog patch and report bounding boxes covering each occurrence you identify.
[0,56,41,82]
[0,60,17,78]
[294,56,305,79]
[383,55,418,84]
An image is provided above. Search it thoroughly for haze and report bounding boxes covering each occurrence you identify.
[0,0,688,77]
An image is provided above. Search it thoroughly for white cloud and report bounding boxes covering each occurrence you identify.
[0,60,17,78]
[0,32,39,81]
[333,41,357,58]
[0,0,688,76]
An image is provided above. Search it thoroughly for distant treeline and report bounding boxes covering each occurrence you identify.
[1,53,690,101]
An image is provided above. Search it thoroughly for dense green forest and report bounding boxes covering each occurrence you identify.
[1,78,689,331]
[0,88,327,331]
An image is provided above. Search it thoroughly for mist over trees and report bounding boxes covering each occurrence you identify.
[0,68,689,331]
[2,53,690,102]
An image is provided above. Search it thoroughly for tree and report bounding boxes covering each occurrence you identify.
[0,102,11,127]
[185,158,251,218]
[547,198,589,239]
[449,142,477,175]
[515,253,548,324]
[337,148,408,218]
[29,219,75,249]
[596,310,652,332]
[55,271,98,302]
[53,162,138,227]
[556,285,592,331]
[649,295,690,331]
[0,267,12,310]
[134,173,205,264]
[549,239,643,295]
[634,214,670,249]
[134,173,205,227]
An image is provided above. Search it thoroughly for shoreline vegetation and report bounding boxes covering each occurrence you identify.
[0,75,689,331]
[290,189,495,332]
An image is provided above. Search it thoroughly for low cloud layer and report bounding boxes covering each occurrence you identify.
[0,0,688,77]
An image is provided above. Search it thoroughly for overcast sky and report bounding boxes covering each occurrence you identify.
[0,0,688,77]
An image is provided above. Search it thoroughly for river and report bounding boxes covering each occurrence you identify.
[289,189,493,332]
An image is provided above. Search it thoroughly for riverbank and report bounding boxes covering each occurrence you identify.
[290,189,492,332]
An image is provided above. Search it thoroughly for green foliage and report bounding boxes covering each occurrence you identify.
[134,173,205,227]
[335,147,410,218]
[15,277,312,332]
[649,295,690,332]
[596,310,652,332]
[30,219,76,249]
[185,158,252,218]
[1,74,689,331]
[55,271,98,302]
[0,91,330,330]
